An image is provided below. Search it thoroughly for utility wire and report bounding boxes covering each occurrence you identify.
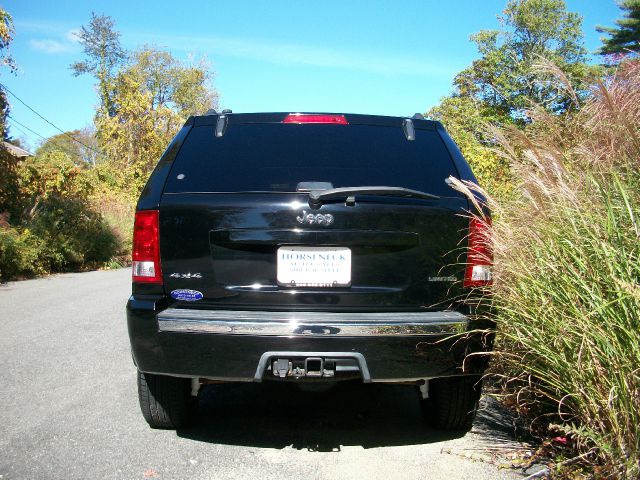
[0,82,107,159]
[8,114,54,142]
[6,121,37,148]
[7,114,97,164]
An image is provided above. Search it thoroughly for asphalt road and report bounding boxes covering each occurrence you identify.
[0,269,526,480]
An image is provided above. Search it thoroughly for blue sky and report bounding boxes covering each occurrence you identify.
[2,0,622,151]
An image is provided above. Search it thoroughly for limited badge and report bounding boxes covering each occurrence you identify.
[170,289,204,301]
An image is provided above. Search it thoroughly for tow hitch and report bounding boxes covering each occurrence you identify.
[272,357,335,379]
[256,351,371,382]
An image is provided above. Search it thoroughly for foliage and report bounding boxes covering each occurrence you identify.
[427,95,512,197]
[25,195,119,271]
[0,6,16,75]
[455,0,592,118]
[597,0,640,55]
[0,146,21,221]
[0,226,47,279]
[17,150,94,216]
[455,60,640,478]
[0,6,17,141]
[95,46,217,195]
[0,149,119,280]
[36,128,102,167]
[70,12,126,117]
[427,0,596,199]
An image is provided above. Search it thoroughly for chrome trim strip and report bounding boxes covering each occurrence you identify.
[157,309,467,337]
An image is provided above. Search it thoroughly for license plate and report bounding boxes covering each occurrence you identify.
[277,247,351,287]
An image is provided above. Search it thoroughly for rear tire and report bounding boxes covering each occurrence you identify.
[421,376,482,431]
[137,370,192,429]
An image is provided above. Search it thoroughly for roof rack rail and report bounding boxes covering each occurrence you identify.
[215,114,228,137]
[402,119,415,141]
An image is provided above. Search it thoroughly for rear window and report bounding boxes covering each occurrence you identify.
[164,123,459,196]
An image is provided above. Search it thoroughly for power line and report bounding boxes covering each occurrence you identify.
[8,114,52,141]
[6,121,37,148]
[0,82,107,159]
[7,114,98,164]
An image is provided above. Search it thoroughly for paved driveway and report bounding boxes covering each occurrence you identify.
[0,269,525,479]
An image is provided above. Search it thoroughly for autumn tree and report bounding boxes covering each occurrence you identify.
[428,96,512,197]
[70,13,126,117]
[70,14,218,196]
[0,7,19,219]
[597,0,640,55]
[0,6,17,140]
[36,128,101,167]
[96,47,218,194]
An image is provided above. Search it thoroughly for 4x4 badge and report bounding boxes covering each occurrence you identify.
[296,210,334,226]
[169,273,202,279]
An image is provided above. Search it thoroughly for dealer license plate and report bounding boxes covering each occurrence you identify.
[277,247,351,287]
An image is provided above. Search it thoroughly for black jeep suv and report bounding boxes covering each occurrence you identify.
[127,112,493,431]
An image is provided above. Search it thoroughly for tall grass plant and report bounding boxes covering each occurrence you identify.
[458,60,640,477]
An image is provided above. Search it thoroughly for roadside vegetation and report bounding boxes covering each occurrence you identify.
[438,1,639,477]
[0,11,218,280]
[456,62,639,477]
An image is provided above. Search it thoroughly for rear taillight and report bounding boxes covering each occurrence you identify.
[464,217,493,288]
[283,113,348,124]
[132,210,162,284]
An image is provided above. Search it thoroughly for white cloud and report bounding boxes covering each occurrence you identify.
[17,18,457,77]
[29,39,71,54]
[29,30,81,54]
[129,33,456,78]
[66,29,81,43]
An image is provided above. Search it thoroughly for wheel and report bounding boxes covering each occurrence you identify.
[137,370,193,429]
[420,376,482,431]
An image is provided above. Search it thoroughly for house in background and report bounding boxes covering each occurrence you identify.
[2,141,32,159]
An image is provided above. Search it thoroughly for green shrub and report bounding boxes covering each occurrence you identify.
[28,196,120,271]
[0,150,122,281]
[91,191,134,264]
[0,226,46,280]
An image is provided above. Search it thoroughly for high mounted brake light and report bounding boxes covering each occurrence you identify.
[283,114,348,124]
[132,210,162,284]
[464,217,493,288]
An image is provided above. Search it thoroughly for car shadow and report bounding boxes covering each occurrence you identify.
[177,381,467,450]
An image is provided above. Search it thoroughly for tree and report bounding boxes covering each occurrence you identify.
[426,0,594,196]
[453,0,590,120]
[0,7,16,73]
[96,46,218,194]
[0,6,17,140]
[70,13,126,118]
[36,128,101,167]
[0,7,19,220]
[597,0,640,55]
[428,96,512,197]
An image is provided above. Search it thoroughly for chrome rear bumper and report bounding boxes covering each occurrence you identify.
[157,308,468,337]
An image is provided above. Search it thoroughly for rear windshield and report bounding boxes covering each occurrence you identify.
[164,123,459,196]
